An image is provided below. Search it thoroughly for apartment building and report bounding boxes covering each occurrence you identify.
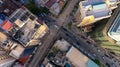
[78,0,119,28]
[8,7,49,47]
[0,0,49,66]
[35,0,67,16]
[0,53,15,67]
[108,11,120,42]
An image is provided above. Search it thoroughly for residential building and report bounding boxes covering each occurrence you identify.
[0,0,21,17]
[66,47,99,67]
[108,11,120,42]
[0,47,16,67]
[34,0,49,7]
[0,0,49,66]
[1,20,12,31]
[78,0,119,28]
[9,44,36,59]
[8,7,49,47]
[35,0,67,16]
[0,51,15,67]
[50,0,67,16]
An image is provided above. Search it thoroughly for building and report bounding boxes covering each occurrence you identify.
[35,0,67,16]
[0,0,21,17]
[0,48,15,67]
[66,47,99,67]
[49,0,67,16]
[0,0,49,66]
[78,0,119,28]
[66,47,89,67]
[0,51,15,67]
[108,11,120,42]
[9,44,36,59]
[8,7,49,47]
[1,20,12,31]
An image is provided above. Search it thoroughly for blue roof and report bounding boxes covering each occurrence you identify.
[87,60,99,67]
[0,19,3,25]
[20,46,36,57]
[0,13,6,20]
[93,3,106,11]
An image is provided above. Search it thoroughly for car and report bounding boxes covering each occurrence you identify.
[86,40,91,44]
[102,56,105,60]
[43,13,47,16]
[106,63,110,67]
[84,51,87,54]
[80,48,84,51]
[104,54,109,57]
[97,49,100,52]
[93,54,96,57]
[112,63,116,67]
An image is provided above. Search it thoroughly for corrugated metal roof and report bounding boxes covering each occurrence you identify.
[1,20,12,31]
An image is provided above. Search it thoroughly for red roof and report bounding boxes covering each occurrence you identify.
[1,20,12,31]
[19,55,29,64]
[45,0,57,8]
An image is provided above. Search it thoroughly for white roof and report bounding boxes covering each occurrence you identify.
[66,47,89,67]
[9,44,24,59]
[0,32,7,43]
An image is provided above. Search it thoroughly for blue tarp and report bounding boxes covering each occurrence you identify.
[20,46,36,57]
[0,13,6,20]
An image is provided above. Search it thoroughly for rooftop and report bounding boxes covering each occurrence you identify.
[0,52,15,66]
[1,20,12,31]
[79,0,112,26]
[66,47,89,67]
[9,44,24,59]
[109,12,120,33]
[0,32,7,43]
[14,18,41,46]
[0,0,21,17]
[45,0,57,8]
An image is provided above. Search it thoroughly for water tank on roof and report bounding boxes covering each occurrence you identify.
[4,9,10,13]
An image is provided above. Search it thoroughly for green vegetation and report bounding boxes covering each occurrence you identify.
[52,47,60,55]
[67,22,72,29]
[39,7,49,14]
[25,0,49,15]
[93,59,106,67]
[77,27,82,32]
[89,19,120,55]
[25,0,40,15]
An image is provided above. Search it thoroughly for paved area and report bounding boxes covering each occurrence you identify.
[57,0,79,26]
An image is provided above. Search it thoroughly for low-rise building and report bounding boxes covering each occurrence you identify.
[9,44,36,59]
[66,46,99,67]
[0,51,15,67]
[8,8,49,47]
[35,0,68,16]
[0,0,49,66]
[0,0,21,17]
